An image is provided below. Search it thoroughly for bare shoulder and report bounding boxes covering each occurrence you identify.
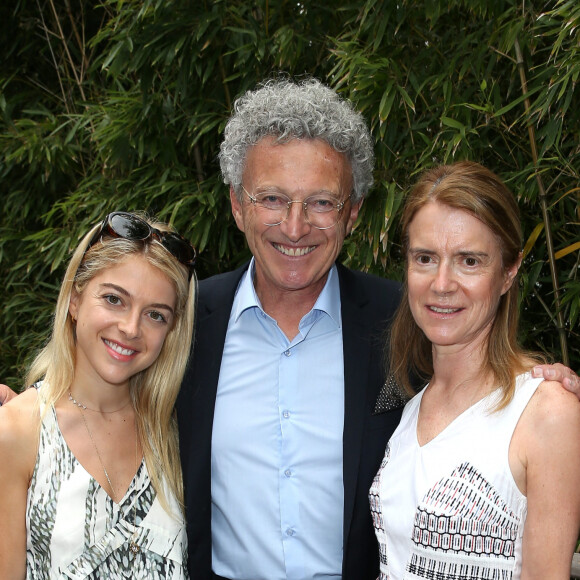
[0,387,40,463]
[523,380,580,443]
[527,379,580,417]
[0,386,39,420]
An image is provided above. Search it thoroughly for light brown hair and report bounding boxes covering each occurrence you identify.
[389,161,541,409]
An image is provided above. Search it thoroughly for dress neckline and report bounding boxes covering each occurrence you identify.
[413,385,498,449]
[47,403,145,506]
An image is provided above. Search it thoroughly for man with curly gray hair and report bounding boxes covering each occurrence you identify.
[178,76,402,580]
[219,77,375,204]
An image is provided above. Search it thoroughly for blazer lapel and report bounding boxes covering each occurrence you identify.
[193,264,249,405]
[337,264,373,547]
[178,264,248,484]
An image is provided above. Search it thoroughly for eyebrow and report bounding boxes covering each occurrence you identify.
[457,250,490,259]
[408,247,434,254]
[254,186,340,198]
[408,248,491,259]
[99,283,175,315]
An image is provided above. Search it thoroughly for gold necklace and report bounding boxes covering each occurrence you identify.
[68,391,132,413]
[69,391,141,557]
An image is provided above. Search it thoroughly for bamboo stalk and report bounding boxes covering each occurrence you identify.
[514,37,568,365]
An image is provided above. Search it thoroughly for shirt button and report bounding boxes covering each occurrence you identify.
[284,349,291,357]
[284,469,292,477]
[283,410,290,419]
[286,528,295,536]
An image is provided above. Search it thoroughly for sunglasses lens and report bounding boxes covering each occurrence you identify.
[87,213,196,279]
[109,213,151,240]
[162,233,196,265]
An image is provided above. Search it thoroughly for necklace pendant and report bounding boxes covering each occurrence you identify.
[68,392,87,410]
[130,541,140,555]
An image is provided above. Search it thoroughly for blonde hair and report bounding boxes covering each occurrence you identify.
[389,161,542,410]
[26,214,196,514]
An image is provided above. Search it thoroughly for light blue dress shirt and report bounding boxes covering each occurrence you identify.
[211,260,345,580]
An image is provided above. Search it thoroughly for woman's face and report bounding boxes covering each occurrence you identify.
[406,202,518,356]
[69,254,177,389]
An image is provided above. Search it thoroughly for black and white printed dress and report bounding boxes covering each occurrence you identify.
[26,383,188,579]
[369,372,543,580]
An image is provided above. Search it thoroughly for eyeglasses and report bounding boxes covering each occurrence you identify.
[86,212,197,279]
[242,187,350,230]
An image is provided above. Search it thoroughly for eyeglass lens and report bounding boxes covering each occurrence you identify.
[249,191,344,229]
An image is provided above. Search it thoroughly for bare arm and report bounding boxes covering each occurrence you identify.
[518,382,580,579]
[532,363,580,399]
[0,389,39,579]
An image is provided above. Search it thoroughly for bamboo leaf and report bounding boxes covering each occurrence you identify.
[523,223,545,259]
[555,242,580,260]
[441,116,465,131]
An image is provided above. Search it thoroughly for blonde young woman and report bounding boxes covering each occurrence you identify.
[0,212,196,579]
[370,162,580,580]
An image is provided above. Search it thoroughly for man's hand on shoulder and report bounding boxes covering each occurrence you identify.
[0,384,17,406]
[532,363,580,401]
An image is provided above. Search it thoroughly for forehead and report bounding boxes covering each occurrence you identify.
[88,255,175,292]
[243,137,352,194]
[408,202,501,253]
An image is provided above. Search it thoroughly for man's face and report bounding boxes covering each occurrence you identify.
[231,137,360,304]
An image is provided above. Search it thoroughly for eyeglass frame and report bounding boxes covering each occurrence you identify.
[85,212,197,280]
[241,186,351,230]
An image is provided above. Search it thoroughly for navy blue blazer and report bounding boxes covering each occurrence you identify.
[177,263,403,579]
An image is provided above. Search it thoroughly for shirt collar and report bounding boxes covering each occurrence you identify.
[232,258,341,328]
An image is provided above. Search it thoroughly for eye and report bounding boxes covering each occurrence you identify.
[306,196,337,212]
[103,294,122,306]
[256,193,289,210]
[464,256,479,267]
[417,254,433,264]
[148,310,168,324]
[149,310,166,323]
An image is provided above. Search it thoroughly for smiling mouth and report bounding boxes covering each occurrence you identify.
[428,306,461,314]
[104,339,136,356]
[273,243,316,257]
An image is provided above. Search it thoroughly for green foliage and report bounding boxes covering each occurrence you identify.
[330,0,579,368]
[1,0,578,385]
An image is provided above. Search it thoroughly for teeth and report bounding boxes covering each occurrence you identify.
[430,306,459,314]
[104,339,135,356]
[274,244,315,257]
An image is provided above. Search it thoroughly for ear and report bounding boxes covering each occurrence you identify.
[69,288,80,321]
[230,186,245,233]
[345,198,363,236]
[501,252,522,295]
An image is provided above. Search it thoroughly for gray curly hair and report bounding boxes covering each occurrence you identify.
[219,77,375,203]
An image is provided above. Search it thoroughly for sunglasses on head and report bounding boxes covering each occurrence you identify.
[86,212,197,280]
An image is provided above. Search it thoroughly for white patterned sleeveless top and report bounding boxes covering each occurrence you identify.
[26,382,189,579]
[369,372,543,580]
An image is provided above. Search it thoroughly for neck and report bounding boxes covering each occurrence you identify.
[69,379,132,414]
[429,340,493,405]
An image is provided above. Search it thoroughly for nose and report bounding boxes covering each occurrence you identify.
[278,200,311,240]
[118,310,141,339]
[431,262,457,294]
